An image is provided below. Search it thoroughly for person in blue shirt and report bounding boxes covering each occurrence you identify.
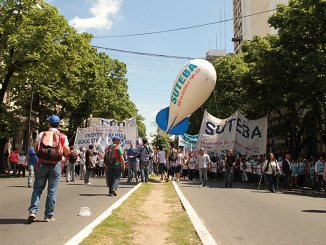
[297,157,306,187]
[26,146,38,188]
[314,156,325,191]
[127,142,138,182]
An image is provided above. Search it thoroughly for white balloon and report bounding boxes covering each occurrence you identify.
[166,59,216,132]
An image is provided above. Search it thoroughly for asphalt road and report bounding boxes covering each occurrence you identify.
[0,176,137,245]
[177,180,326,245]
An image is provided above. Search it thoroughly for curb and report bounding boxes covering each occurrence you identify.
[172,181,219,245]
[65,182,142,245]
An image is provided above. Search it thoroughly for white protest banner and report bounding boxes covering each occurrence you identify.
[89,117,137,128]
[74,125,137,153]
[197,110,267,156]
[179,133,199,151]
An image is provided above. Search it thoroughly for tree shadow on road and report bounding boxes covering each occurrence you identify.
[178,180,326,198]
[7,185,28,188]
[79,194,108,196]
[0,218,44,225]
[302,210,326,213]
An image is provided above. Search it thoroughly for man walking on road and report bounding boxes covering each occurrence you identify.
[66,146,78,182]
[105,136,125,196]
[135,138,153,183]
[27,115,69,223]
[197,148,210,187]
[282,154,292,190]
[7,148,18,177]
[85,145,94,185]
[224,149,236,188]
[26,146,38,188]
[127,142,138,182]
[315,156,325,191]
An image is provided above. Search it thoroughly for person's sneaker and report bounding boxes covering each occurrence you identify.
[44,216,55,222]
[199,184,203,188]
[87,182,92,185]
[27,213,36,224]
[28,185,32,188]
[113,190,117,196]
[108,191,113,196]
[66,180,69,182]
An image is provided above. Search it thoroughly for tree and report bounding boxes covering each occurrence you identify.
[151,134,172,150]
[0,0,147,150]
[241,0,326,157]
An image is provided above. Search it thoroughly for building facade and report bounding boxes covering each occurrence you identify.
[233,0,288,53]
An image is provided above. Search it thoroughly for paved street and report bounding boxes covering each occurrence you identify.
[177,180,326,245]
[0,176,137,245]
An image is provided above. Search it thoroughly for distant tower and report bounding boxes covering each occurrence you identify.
[232,0,289,53]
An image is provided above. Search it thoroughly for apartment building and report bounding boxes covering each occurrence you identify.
[233,0,288,53]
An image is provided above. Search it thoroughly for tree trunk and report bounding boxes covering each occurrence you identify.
[0,138,8,174]
[0,66,15,103]
[0,48,15,103]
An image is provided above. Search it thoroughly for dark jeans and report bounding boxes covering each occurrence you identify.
[188,169,195,180]
[85,168,92,183]
[225,168,233,187]
[316,175,324,190]
[283,175,291,189]
[298,174,305,187]
[7,162,17,176]
[267,174,277,192]
[17,164,26,177]
[140,161,149,182]
[107,165,121,192]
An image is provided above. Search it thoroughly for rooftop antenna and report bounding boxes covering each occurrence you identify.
[224,0,227,51]
[220,8,223,50]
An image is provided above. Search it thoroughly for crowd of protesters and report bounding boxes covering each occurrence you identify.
[1,120,325,223]
[3,142,326,193]
[150,145,326,192]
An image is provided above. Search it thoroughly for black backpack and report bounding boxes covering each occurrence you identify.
[69,151,77,164]
[169,149,177,161]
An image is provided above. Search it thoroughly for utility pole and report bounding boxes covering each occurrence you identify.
[25,78,34,153]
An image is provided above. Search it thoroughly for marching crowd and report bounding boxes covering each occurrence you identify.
[153,147,326,192]
[2,114,325,223]
[4,141,326,193]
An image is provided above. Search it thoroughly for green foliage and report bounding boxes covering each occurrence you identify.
[189,0,326,157]
[0,105,21,139]
[0,0,146,144]
[151,134,172,150]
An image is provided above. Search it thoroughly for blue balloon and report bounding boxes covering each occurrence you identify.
[156,107,189,135]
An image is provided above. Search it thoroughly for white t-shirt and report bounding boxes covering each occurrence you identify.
[99,158,104,167]
[176,153,184,166]
[197,154,210,168]
[188,157,196,170]
[157,151,166,164]
[240,162,245,171]
[18,155,26,165]
[211,162,217,173]
[262,160,280,175]
[245,161,252,173]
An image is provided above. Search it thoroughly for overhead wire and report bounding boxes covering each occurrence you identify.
[93,45,197,60]
[93,8,277,38]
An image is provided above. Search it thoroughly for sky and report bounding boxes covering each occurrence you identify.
[48,0,234,137]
